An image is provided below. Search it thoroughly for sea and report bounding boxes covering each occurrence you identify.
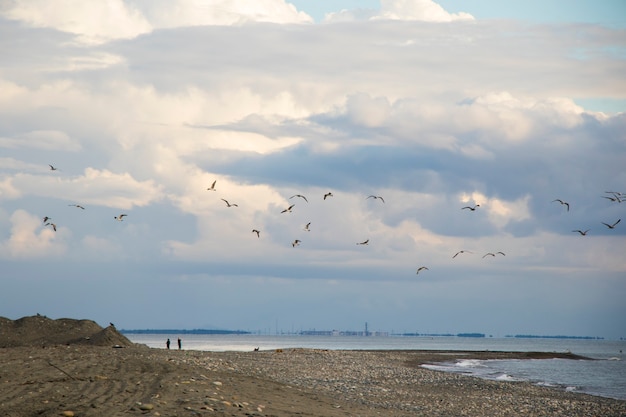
[124,334,626,401]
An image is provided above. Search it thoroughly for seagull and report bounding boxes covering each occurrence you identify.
[114,214,127,221]
[323,192,333,200]
[292,239,301,247]
[42,216,51,223]
[601,219,621,229]
[48,164,58,171]
[366,195,385,203]
[416,266,429,275]
[602,195,623,203]
[290,194,308,203]
[207,180,216,191]
[281,204,295,213]
[252,229,260,238]
[357,239,369,245]
[304,222,311,232]
[552,199,570,211]
[483,252,505,258]
[452,250,472,259]
[69,204,85,209]
[572,229,589,236]
[461,205,480,211]
[221,199,238,207]
[46,223,57,232]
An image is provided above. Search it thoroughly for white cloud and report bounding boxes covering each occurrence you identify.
[325,0,474,23]
[0,0,312,44]
[377,0,474,22]
[0,210,67,258]
[0,130,81,151]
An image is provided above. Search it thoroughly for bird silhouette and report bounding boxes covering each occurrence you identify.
[483,252,505,258]
[290,194,308,202]
[323,192,333,200]
[601,219,621,229]
[221,199,238,207]
[114,214,127,221]
[42,216,51,223]
[281,204,295,213]
[48,164,58,171]
[292,239,301,247]
[207,180,216,191]
[552,199,570,211]
[366,195,385,203]
[304,222,311,231]
[416,266,429,275]
[572,229,589,236]
[602,195,623,203]
[357,239,369,245]
[69,204,85,209]
[252,229,260,238]
[462,205,480,211]
[46,223,57,232]
[452,250,472,258]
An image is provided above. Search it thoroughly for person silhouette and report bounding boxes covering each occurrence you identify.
[177,338,182,350]
[166,338,170,349]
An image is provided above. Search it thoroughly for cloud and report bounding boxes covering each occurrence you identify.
[377,0,474,22]
[0,0,312,44]
[0,209,67,258]
[0,130,81,151]
[325,0,474,22]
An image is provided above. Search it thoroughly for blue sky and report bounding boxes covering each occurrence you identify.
[1,0,625,338]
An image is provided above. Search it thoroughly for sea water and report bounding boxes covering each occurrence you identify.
[124,334,626,401]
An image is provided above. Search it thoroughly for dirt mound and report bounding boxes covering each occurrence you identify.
[0,315,134,348]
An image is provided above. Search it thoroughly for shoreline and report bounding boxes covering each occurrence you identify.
[1,345,624,417]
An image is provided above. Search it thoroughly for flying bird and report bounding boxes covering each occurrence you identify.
[46,223,57,232]
[323,192,333,200]
[292,239,301,247]
[252,229,260,238]
[42,216,51,223]
[552,199,570,211]
[207,180,216,191]
[290,194,308,202]
[281,204,295,213]
[356,239,369,245]
[601,219,621,229]
[483,252,505,258]
[462,205,480,211]
[572,229,589,236]
[416,266,429,275]
[48,164,58,171]
[452,250,472,259]
[69,204,85,209]
[602,195,623,203]
[114,214,127,221]
[221,199,238,207]
[366,195,385,203]
[304,222,311,232]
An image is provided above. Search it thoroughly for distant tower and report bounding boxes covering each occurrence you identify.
[365,322,369,337]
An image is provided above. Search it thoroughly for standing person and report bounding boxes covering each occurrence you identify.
[177,338,182,350]
[166,338,170,349]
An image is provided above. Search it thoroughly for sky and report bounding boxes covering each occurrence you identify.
[1,0,625,338]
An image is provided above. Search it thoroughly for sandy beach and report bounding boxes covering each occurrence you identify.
[1,316,625,417]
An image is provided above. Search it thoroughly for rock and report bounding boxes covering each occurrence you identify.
[138,403,154,411]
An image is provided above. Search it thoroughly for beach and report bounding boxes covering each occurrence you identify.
[2,345,625,417]
[1,316,625,416]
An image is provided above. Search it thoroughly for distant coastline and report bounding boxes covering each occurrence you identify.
[120,329,604,340]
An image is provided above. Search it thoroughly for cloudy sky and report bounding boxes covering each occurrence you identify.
[1,0,625,338]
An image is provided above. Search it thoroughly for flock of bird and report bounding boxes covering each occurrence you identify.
[39,165,623,277]
[202,180,518,276]
[551,191,623,237]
